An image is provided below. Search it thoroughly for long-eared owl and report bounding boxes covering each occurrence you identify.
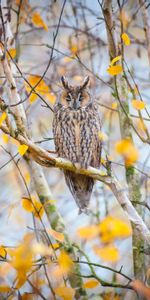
[53,76,101,213]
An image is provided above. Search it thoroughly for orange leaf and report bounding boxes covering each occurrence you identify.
[94,245,120,262]
[99,216,132,243]
[32,12,48,31]
[58,251,74,275]
[54,286,75,300]
[107,65,123,76]
[0,246,7,258]
[22,198,34,212]
[32,199,44,218]
[48,229,65,242]
[115,139,139,166]
[0,285,11,293]
[70,44,78,55]
[83,279,99,289]
[77,225,99,240]
[22,197,44,218]
[132,100,145,110]
[25,75,51,104]
[7,48,16,59]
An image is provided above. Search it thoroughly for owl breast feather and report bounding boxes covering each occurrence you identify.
[53,103,101,213]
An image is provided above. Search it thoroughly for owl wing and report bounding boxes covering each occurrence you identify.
[79,103,101,168]
[53,102,101,213]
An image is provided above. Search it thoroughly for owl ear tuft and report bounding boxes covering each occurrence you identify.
[81,76,90,89]
[61,76,69,90]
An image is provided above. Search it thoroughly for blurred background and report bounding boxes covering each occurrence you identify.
[0,0,150,299]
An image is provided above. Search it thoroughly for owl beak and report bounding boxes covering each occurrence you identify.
[73,101,77,109]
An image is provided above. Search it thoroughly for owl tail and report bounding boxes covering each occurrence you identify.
[64,171,94,214]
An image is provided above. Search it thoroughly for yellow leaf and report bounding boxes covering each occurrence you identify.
[133,86,138,95]
[107,65,123,76]
[47,93,56,104]
[18,144,28,156]
[48,229,65,242]
[77,225,99,240]
[58,251,74,275]
[32,12,48,31]
[54,286,75,300]
[22,198,34,213]
[0,112,7,126]
[32,242,53,256]
[83,279,99,289]
[51,242,59,249]
[29,93,37,104]
[70,44,78,55]
[25,75,51,104]
[21,294,35,300]
[32,199,44,218]
[115,139,139,166]
[121,33,130,46]
[111,102,118,109]
[22,197,43,218]
[0,246,7,258]
[9,234,33,288]
[8,48,16,59]
[24,171,30,184]
[98,131,108,142]
[63,56,74,63]
[99,171,107,176]
[99,216,132,243]
[132,100,145,110]
[2,134,9,144]
[101,158,106,165]
[94,245,120,262]
[110,55,122,66]
[0,285,11,293]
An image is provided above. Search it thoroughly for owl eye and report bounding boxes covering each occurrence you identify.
[66,95,71,102]
[79,94,83,101]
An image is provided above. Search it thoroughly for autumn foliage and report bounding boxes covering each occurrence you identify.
[0,1,150,300]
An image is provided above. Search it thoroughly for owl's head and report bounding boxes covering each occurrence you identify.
[59,76,91,109]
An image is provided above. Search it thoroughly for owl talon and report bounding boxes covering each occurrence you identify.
[74,162,81,170]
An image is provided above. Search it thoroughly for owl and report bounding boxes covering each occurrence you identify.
[53,76,101,213]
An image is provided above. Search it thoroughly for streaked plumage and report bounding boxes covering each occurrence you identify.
[53,76,101,213]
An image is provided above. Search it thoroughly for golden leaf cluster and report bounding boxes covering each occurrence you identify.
[25,75,56,104]
[77,216,132,262]
[115,138,139,166]
[22,197,44,218]
[107,56,123,76]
